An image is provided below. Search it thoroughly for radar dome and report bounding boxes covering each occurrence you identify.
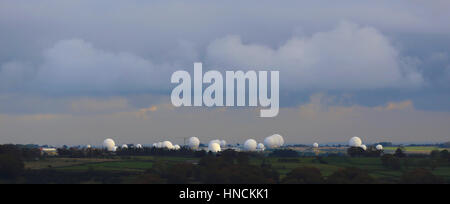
[257,143,265,151]
[376,144,383,150]
[264,134,285,149]
[208,142,221,153]
[103,138,116,152]
[220,140,227,148]
[244,139,257,151]
[349,137,362,147]
[173,145,181,150]
[360,144,367,151]
[121,144,128,149]
[136,144,143,149]
[188,137,200,149]
[313,143,319,148]
[162,141,174,149]
[209,140,221,147]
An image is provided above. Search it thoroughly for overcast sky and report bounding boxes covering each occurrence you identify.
[1,0,450,146]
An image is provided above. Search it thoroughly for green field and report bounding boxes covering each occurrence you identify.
[384,146,449,154]
[26,156,197,172]
[251,157,450,182]
[24,154,450,183]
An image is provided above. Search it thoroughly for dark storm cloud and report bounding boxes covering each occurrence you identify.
[0,0,449,109]
[1,1,450,145]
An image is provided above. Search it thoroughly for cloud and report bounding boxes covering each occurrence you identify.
[70,98,130,113]
[1,93,450,145]
[1,22,425,95]
[16,114,63,121]
[381,101,414,111]
[0,39,184,95]
[135,106,158,120]
[206,22,424,90]
[299,93,414,115]
[32,39,172,94]
[0,61,35,91]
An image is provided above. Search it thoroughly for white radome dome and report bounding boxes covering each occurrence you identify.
[360,144,367,151]
[313,143,319,148]
[103,138,116,152]
[162,141,174,149]
[136,144,143,149]
[264,137,275,148]
[173,145,181,150]
[376,144,383,150]
[257,143,265,151]
[220,140,227,148]
[86,145,91,149]
[276,135,285,146]
[209,140,221,147]
[188,137,200,149]
[264,134,285,149]
[208,142,221,153]
[121,144,128,149]
[244,139,258,151]
[349,137,362,147]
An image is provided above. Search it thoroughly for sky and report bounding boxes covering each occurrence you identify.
[0,0,450,146]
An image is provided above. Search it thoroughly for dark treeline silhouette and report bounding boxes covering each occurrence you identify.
[135,150,279,184]
[0,144,42,181]
[269,149,299,157]
[57,147,106,158]
[135,154,449,184]
[380,148,450,172]
[1,144,450,184]
[22,169,132,184]
[116,146,206,157]
[440,142,450,148]
[56,146,207,158]
[347,146,383,157]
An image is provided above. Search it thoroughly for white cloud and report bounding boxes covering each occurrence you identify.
[206,22,424,90]
[32,39,172,94]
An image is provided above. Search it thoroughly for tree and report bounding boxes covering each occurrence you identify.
[400,168,445,184]
[282,167,324,184]
[381,154,402,170]
[269,149,299,157]
[347,147,365,157]
[440,150,449,159]
[327,167,375,184]
[165,163,195,184]
[0,145,26,180]
[394,148,406,158]
[236,152,250,165]
[365,146,382,157]
[196,153,279,184]
[0,154,25,180]
[430,150,441,158]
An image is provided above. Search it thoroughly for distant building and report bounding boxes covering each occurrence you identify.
[40,148,58,156]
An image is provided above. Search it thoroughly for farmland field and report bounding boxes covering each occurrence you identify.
[23,153,450,184]
[25,156,196,172]
[383,146,450,154]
